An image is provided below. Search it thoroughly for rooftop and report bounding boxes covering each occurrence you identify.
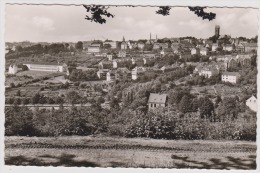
[148,93,167,104]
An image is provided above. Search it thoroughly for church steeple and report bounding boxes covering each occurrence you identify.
[150,33,151,43]
[123,36,125,42]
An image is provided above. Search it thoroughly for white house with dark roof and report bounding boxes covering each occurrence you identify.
[246,95,257,112]
[148,93,167,110]
[221,72,240,84]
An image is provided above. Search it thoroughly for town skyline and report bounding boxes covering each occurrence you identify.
[5,5,258,42]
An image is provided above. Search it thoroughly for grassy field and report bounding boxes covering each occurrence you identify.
[5,136,256,169]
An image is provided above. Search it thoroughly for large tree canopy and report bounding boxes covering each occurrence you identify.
[83,5,216,24]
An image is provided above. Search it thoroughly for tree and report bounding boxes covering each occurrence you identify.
[110,97,119,110]
[31,93,41,104]
[83,6,216,24]
[75,41,83,51]
[178,95,191,113]
[198,96,214,120]
[103,44,112,49]
[22,65,28,71]
[16,90,21,96]
[66,90,80,104]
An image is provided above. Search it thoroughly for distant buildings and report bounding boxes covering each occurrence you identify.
[191,48,200,55]
[103,40,118,49]
[118,50,126,58]
[148,93,167,110]
[200,47,209,55]
[88,44,101,53]
[246,95,257,112]
[23,62,68,72]
[221,72,240,84]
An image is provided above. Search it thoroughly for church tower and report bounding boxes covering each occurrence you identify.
[215,25,220,38]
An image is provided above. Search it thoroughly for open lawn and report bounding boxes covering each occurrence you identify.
[5,136,256,169]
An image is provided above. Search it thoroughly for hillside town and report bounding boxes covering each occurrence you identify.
[3,2,259,169]
[5,25,257,116]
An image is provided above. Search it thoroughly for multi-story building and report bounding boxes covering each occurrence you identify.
[88,44,101,53]
[221,72,240,84]
[103,41,118,49]
[223,44,234,52]
[153,43,168,50]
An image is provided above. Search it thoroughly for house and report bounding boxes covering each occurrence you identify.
[246,95,257,112]
[99,61,113,69]
[236,43,245,52]
[97,69,109,79]
[103,41,117,49]
[137,42,145,50]
[115,68,131,81]
[131,66,146,80]
[23,62,68,72]
[200,47,209,55]
[107,53,113,61]
[221,72,240,84]
[212,43,219,51]
[160,48,172,56]
[148,93,167,110]
[223,44,234,52]
[191,48,200,55]
[118,50,126,58]
[8,64,18,74]
[171,43,182,53]
[236,54,252,67]
[244,43,258,53]
[106,71,116,81]
[88,44,101,53]
[153,43,168,50]
[198,67,219,78]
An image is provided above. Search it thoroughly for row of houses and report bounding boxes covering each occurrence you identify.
[194,61,241,84]
[97,66,160,82]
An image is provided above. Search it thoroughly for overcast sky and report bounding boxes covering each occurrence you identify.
[5,5,259,42]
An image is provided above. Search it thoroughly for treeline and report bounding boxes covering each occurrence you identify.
[6,43,74,59]
[5,103,256,141]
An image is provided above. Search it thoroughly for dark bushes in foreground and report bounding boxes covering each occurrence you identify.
[4,105,256,141]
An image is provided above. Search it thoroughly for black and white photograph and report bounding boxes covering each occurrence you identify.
[1,0,259,171]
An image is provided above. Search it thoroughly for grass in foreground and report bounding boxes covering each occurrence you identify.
[5,136,256,169]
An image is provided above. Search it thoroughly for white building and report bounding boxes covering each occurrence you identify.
[200,47,209,55]
[199,67,219,78]
[191,48,200,55]
[88,44,101,53]
[148,93,167,110]
[212,43,219,51]
[107,53,113,61]
[221,72,240,84]
[23,62,68,72]
[223,44,234,52]
[246,95,257,112]
[8,64,18,74]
